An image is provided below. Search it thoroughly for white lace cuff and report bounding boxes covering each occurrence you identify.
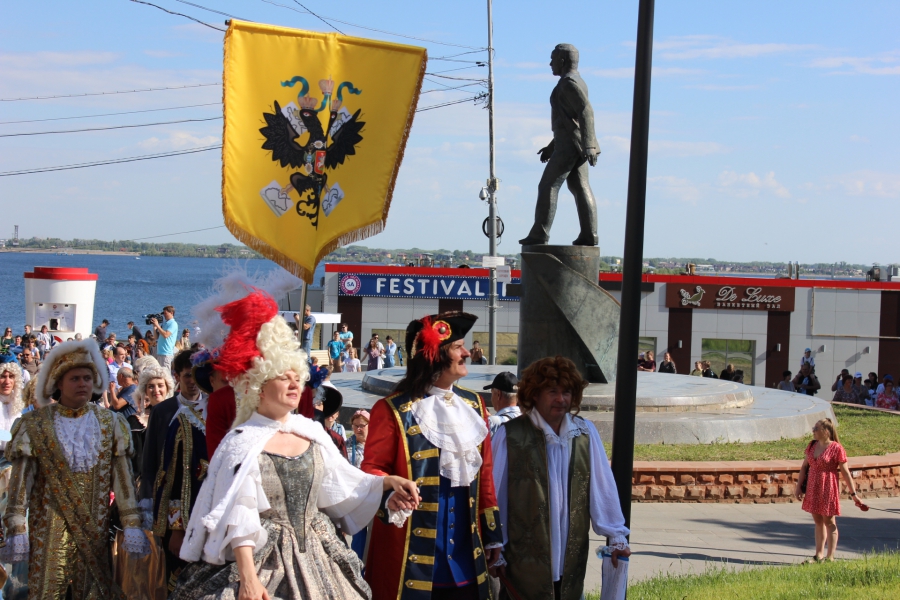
[609,536,630,552]
[123,528,151,557]
[492,552,507,567]
[0,534,29,562]
[384,491,413,528]
[484,542,503,550]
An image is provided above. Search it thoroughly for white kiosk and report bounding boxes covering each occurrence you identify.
[24,267,98,339]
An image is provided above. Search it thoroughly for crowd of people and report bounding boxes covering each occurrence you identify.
[0,294,630,600]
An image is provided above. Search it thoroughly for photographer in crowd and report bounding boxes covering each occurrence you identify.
[149,305,178,370]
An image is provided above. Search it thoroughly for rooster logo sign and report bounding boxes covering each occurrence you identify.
[259,76,365,227]
[679,286,706,307]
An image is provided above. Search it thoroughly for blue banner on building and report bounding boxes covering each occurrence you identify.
[338,273,520,301]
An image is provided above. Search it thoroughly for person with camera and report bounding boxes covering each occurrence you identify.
[149,306,178,370]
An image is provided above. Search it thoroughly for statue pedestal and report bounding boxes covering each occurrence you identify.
[517,245,620,383]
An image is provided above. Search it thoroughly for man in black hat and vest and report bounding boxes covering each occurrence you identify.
[362,312,503,599]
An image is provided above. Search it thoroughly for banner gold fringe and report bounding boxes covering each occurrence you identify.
[221,24,427,284]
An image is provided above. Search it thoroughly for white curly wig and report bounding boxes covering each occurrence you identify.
[135,363,176,413]
[0,359,25,418]
[231,315,309,427]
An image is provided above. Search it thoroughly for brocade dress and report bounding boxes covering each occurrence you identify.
[170,446,370,600]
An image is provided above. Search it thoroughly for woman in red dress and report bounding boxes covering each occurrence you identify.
[794,418,859,562]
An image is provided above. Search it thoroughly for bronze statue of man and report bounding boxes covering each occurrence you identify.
[520,44,599,247]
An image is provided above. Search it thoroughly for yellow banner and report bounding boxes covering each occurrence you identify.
[223,20,427,282]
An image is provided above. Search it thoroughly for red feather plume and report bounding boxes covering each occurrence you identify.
[213,288,279,380]
[416,316,442,362]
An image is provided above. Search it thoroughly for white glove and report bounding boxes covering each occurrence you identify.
[123,528,151,557]
[0,534,29,563]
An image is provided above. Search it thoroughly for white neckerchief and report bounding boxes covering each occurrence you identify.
[172,392,208,432]
[409,385,488,487]
[528,409,590,445]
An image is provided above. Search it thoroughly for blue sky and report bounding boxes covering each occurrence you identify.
[2,1,899,264]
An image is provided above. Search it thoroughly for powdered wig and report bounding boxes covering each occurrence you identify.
[517,356,588,416]
[231,315,310,427]
[135,363,176,413]
[0,360,25,415]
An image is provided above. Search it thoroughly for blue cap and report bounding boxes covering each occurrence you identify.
[0,354,17,365]
[804,348,811,352]
[884,375,893,382]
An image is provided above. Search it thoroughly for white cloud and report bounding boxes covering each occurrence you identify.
[655,35,817,60]
[717,170,790,198]
[0,51,118,68]
[649,175,702,204]
[138,131,220,150]
[809,53,900,75]
[589,66,705,79]
[831,171,900,198]
[683,84,761,91]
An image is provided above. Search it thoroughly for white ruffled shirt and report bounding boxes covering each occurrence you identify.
[54,409,103,473]
[492,410,630,581]
[171,392,208,433]
[409,385,488,487]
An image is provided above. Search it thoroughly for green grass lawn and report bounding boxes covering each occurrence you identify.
[601,405,900,462]
[585,552,900,599]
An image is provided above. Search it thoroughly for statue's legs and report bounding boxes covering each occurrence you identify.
[519,150,577,245]
[566,159,598,246]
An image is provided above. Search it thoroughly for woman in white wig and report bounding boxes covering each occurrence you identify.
[173,291,420,600]
[0,354,25,454]
[133,357,175,426]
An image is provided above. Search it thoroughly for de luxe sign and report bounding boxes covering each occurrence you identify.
[665,283,795,312]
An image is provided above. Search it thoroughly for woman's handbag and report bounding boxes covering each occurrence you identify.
[799,440,815,494]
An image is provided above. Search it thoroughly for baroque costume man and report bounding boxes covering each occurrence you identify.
[0,340,149,599]
[491,357,630,600]
[362,312,503,599]
[153,350,211,590]
[172,290,419,600]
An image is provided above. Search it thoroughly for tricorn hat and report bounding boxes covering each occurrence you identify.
[405,311,477,362]
[191,348,218,395]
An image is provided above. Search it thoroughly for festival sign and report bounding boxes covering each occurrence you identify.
[665,283,795,311]
[222,20,427,282]
[339,273,521,302]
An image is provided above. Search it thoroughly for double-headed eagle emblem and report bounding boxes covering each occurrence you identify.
[259,76,365,227]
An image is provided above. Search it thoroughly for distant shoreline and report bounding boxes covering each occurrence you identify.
[0,249,266,258]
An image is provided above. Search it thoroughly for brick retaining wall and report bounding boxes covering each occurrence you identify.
[631,453,900,503]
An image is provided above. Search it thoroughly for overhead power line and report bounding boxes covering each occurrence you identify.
[0,83,221,103]
[0,102,222,125]
[174,0,251,20]
[0,116,222,138]
[257,0,486,50]
[0,145,221,177]
[421,83,484,94]
[129,0,226,31]
[417,93,488,112]
[128,225,227,241]
[292,0,344,35]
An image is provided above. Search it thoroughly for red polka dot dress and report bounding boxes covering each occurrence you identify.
[802,441,848,517]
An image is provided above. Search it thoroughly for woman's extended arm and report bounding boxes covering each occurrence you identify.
[838,462,858,498]
[234,545,270,600]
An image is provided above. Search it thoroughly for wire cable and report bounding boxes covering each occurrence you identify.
[426,65,485,75]
[292,0,344,34]
[417,93,488,112]
[129,0,226,31]
[0,116,222,138]
[1,83,220,103]
[0,145,221,177]
[258,0,485,50]
[127,225,226,240]
[0,102,222,126]
[421,83,484,94]
[174,0,251,21]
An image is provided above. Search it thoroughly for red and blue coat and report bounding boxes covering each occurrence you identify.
[361,385,502,600]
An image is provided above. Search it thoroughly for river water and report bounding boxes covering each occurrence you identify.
[0,254,326,340]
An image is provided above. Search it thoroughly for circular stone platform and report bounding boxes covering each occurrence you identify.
[333,366,834,445]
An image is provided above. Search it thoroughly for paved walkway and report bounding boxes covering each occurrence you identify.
[583,497,900,591]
